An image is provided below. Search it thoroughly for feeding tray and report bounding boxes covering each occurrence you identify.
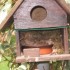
[16,54,70,63]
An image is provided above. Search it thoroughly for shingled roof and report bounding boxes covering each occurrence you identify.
[0,0,70,30]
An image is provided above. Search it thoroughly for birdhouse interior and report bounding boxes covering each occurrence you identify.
[20,29,63,53]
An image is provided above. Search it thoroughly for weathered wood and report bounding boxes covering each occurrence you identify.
[0,17,14,31]
[23,48,40,57]
[63,28,69,53]
[56,0,70,15]
[14,0,67,29]
[16,54,70,63]
[15,31,21,56]
[0,0,23,30]
[14,0,69,64]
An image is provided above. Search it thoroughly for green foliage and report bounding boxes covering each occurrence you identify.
[0,28,18,70]
[0,61,9,70]
[52,61,62,70]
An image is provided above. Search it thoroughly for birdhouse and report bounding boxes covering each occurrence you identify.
[1,0,70,63]
[12,0,70,63]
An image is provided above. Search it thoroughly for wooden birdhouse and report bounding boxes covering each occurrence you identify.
[12,0,70,63]
[1,0,70,63]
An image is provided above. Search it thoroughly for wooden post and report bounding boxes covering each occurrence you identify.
[15,31,21,56]
[64,28,69,53]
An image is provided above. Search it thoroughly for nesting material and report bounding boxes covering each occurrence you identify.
[19,29,63,50]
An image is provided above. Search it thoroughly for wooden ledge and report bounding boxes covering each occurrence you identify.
[16,54,70,63]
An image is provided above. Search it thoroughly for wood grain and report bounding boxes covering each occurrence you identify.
[14,0,67,29]
[16,54,70,63]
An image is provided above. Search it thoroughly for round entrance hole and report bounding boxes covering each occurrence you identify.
[30,6,47,21]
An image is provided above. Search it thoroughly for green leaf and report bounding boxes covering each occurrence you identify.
[0,61,9,70]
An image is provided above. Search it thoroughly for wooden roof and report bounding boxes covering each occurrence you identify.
[56,0,70,15]
[0,0,70,30]
[0,0,23,30]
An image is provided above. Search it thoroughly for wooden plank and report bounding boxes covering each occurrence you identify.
[0,0,23,30]
[56,0,70,15]
[23,48,40,57]
[63,28,69,53]
[15,31,21,56]
[16,54,70,63]
[14,0,67,29]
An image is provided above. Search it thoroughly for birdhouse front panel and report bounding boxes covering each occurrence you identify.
[14,0,67,29]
